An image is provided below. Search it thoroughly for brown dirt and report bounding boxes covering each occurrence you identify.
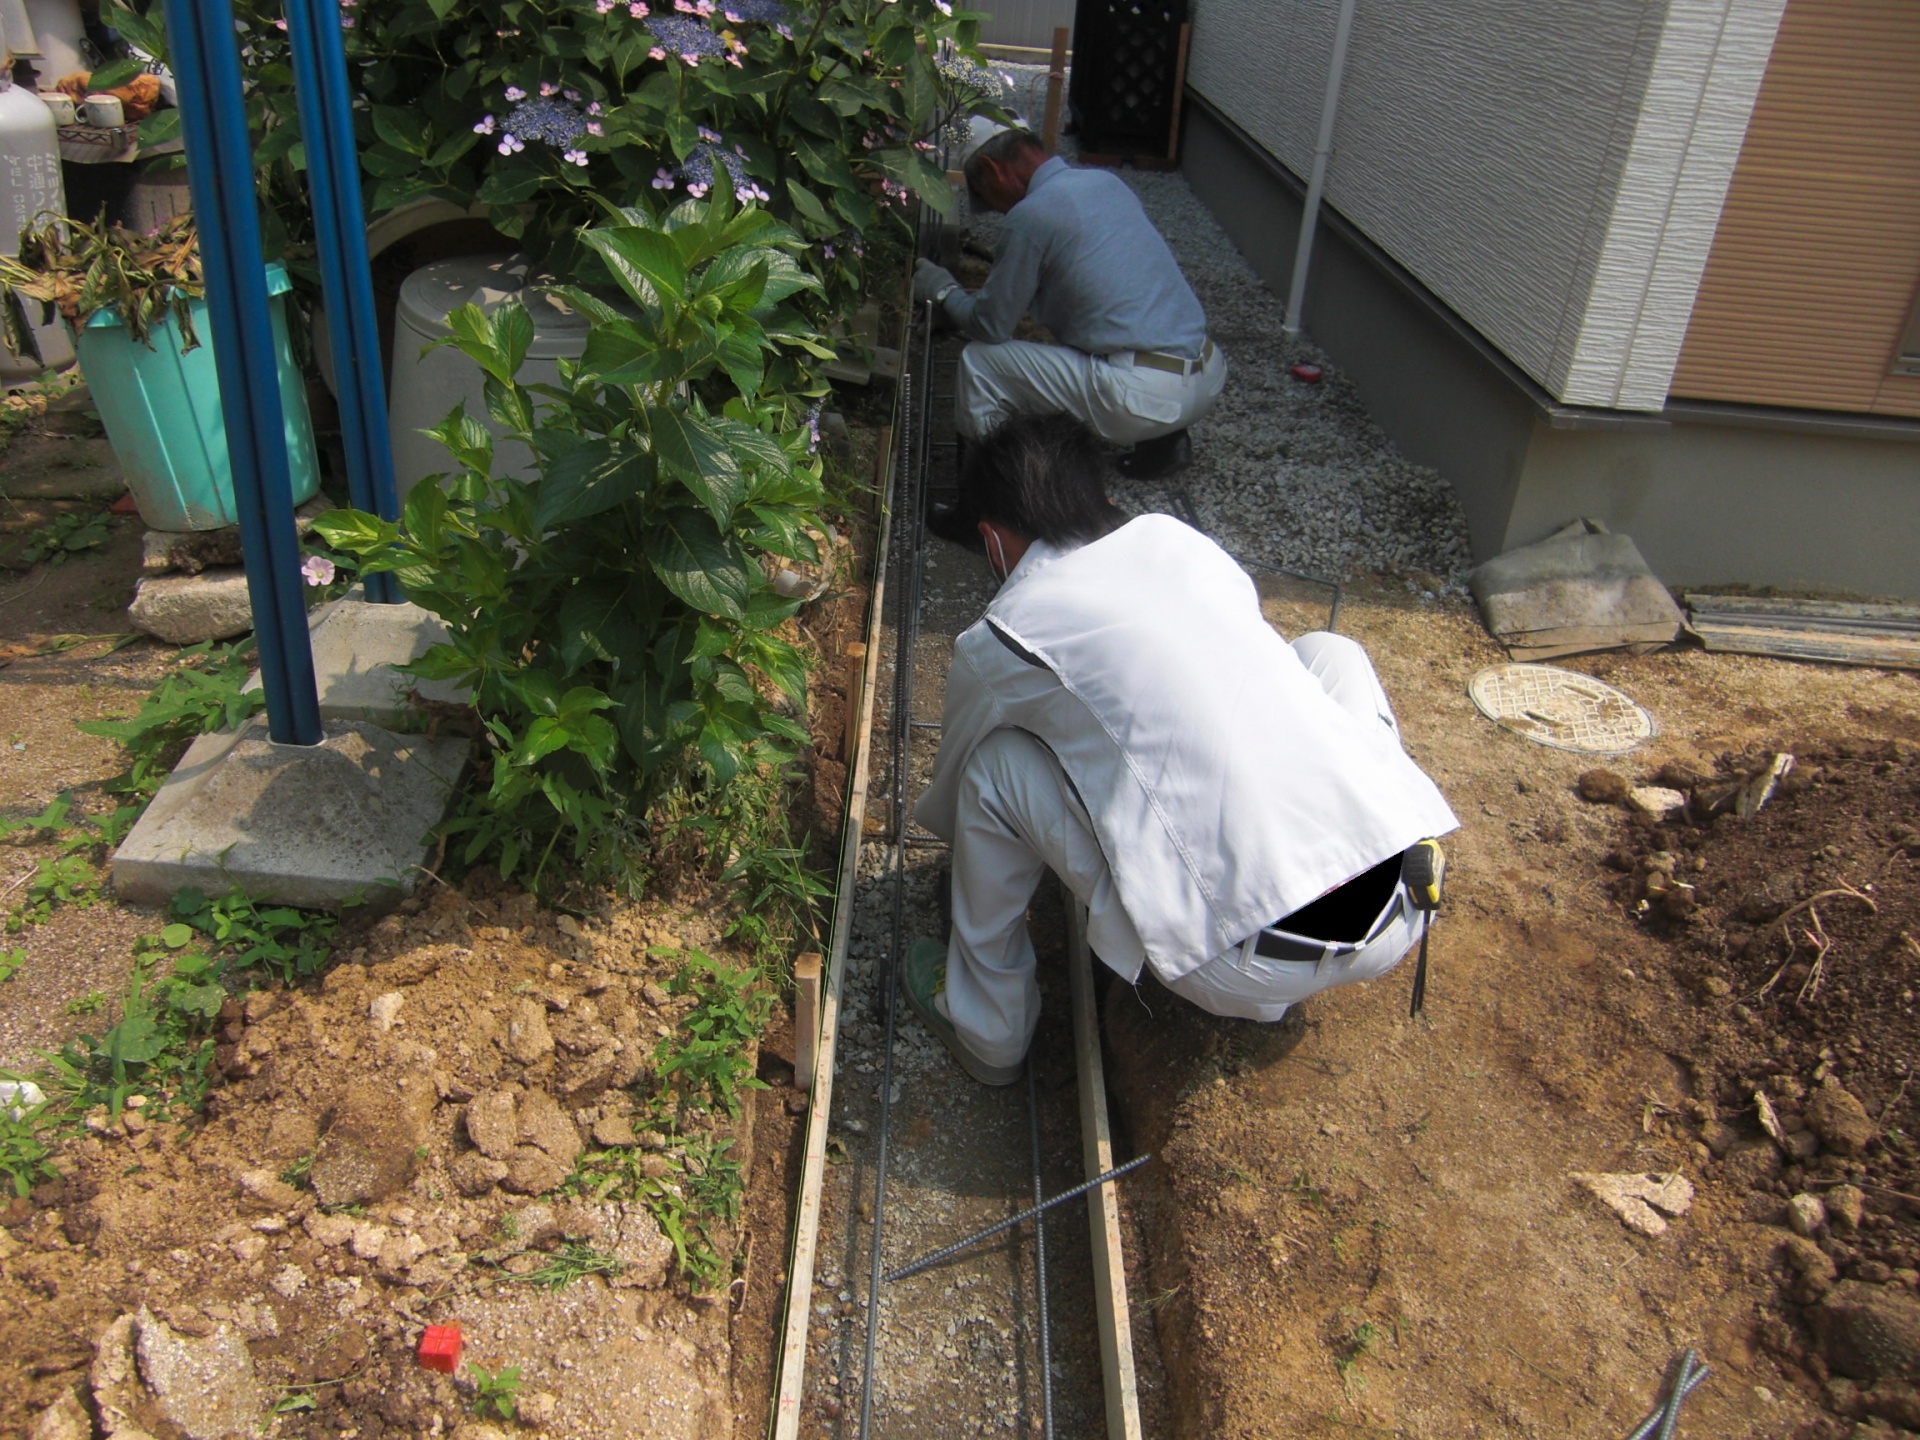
[1098,574,1920,1440]
[0,396,875,1439]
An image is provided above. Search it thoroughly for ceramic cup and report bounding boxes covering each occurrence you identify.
[82,94,124,128]
[37,92,76,125]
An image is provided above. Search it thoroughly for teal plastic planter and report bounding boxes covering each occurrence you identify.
[74,262,321,532]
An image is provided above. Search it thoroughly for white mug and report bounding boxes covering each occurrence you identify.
[37,92,75,125]
[83,94,123,128]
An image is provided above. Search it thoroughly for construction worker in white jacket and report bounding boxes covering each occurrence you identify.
[905,415,1460,1085]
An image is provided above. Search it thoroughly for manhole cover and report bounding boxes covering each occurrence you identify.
[1467,664,1656,753]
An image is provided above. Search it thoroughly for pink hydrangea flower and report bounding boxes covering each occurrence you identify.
[647,43,665,57]
[473,114,496,134]
[505,85,526,100]
[652,167,676,189]
[540,81,558,96]
[564,148,588,166]
[498,132,525,154]
[586,121,604,136]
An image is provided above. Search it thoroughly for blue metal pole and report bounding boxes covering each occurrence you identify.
[159,0,323,745]
[283,0,403,604]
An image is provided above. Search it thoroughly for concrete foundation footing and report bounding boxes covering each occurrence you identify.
[112,716,470,912]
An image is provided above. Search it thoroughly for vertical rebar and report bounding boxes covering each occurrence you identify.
[1028,1060,1055,1440]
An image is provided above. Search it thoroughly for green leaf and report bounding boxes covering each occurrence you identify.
[532,440,654,531]
[160,923,194,949]
[645,407,745,526]
[88,57,144,89]
[102,1013,165,1066]
[642,509,754,620]
[372,106,431,159]
[784,179,834,232]
[581,225,686,307]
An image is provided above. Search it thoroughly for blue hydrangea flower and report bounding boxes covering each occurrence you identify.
[677,142,769,201]
[503,96,588,149]
[720,0,789,22]
[646,14,726,60]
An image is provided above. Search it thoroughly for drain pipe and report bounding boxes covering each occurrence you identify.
[1283,0,1359,334]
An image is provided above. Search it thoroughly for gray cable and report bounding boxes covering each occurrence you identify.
[1623,1351,1709,1440]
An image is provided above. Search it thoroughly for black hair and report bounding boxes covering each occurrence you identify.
[963,414,1125,548]
[963,127,1044,202]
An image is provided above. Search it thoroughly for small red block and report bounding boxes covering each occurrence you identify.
[1290,364,1323,383]
[108,492,139,516]
[417,1324,463,1373]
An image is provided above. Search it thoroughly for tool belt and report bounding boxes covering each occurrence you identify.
[1124,339,1216,377]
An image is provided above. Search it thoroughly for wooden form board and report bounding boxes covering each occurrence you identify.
[1066,903,1145,1440]
[770,439,894,1440]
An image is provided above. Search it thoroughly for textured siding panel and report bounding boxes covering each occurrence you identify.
[1187,0,1781,411]
[1558,0,1786,409]
[1670,0,1920,417]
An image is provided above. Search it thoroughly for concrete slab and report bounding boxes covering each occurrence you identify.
[244,586,470,730]
[111,717,469,911]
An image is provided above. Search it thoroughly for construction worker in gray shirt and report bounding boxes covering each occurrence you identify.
[913,127,1226,532]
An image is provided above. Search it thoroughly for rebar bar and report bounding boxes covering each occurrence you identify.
[1028,1059,1055,1440]
[883,1155,1154,1283]
[1623,1350,1709,1440]
[857,369,917,1440]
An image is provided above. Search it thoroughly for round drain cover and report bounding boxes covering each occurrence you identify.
[1467,664,1656,754]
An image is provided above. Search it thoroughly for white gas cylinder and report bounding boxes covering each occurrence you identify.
[0,59,73,378]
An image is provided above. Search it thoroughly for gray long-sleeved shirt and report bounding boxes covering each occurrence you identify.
[941,156,1208,359]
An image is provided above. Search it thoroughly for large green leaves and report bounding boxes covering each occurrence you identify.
[643,508,756,621]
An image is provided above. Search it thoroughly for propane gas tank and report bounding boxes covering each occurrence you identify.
[0,56,73,378]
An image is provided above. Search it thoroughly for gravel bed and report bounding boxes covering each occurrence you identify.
[957,87,1475,588]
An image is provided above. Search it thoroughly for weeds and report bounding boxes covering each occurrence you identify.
[65,991,103,1015]
[166,887,337,985]
[566,1130,744,1293]
[1335,1319,1383,1390]
[0,946,22,982]
[279,1152,315,1189]
[655,951,771,1119]
[0,793,140,930]
[76,637,264,801]
[16,509,110,566]
[521,1242,626,1290]
[465,1363,521,1422]
[0,1103,53,1195]
[1289,1169,1329,1213]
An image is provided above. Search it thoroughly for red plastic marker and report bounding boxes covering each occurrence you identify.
[1290,363,1323,383]
[417,1324,463,1373]
[109,493,139,516]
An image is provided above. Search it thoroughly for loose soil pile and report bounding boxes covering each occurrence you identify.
[1596,740,1920,1435]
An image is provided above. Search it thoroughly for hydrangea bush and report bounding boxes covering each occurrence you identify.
[111,0,1006,303]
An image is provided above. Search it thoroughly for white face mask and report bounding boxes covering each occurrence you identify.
[986,528,1011,584]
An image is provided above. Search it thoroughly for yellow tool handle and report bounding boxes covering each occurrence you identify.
[1403,839,1445,912]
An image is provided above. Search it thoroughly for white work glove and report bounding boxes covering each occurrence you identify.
[913,258,959,307]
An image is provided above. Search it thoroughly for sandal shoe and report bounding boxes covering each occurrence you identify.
[899,938,1024,1086]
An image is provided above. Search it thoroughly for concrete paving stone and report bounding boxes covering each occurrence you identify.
[247,585,469,728]
[127,568,255,645]
[110,716,468,911]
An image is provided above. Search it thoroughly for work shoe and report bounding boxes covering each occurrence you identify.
[1115,428,1192,480]
[899,938,1023,1086]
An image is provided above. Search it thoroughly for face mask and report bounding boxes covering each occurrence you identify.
[987,529,1010,584]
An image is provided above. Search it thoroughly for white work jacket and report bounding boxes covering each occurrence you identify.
[916,516,1459,984]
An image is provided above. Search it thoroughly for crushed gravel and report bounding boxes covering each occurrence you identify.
[958,94,1476,589]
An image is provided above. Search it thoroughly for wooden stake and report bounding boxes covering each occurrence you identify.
[793,952,823,1092]
[1067,901,1145,1440]
[1166,22,1192,163]
[842,642,867,764]
[1041,26,1069,156]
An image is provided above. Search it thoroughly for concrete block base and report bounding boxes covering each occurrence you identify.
[262,587,469,729]
[112,717,469,911]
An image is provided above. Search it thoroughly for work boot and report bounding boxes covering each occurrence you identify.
[1115,428,1192,480]
[900,939,1023,1086]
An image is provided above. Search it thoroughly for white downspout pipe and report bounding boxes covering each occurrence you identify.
[1283,0,1359,334]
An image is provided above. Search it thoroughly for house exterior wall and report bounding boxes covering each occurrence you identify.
[1185,0,1784,412]
[1669,0,1920,418]
[976,0,1077,51]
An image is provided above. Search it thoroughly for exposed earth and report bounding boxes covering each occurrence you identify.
[1,250,1918,1440]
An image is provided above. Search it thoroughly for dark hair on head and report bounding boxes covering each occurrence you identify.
[963,414,1125,548]
[963,127,1043,197]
